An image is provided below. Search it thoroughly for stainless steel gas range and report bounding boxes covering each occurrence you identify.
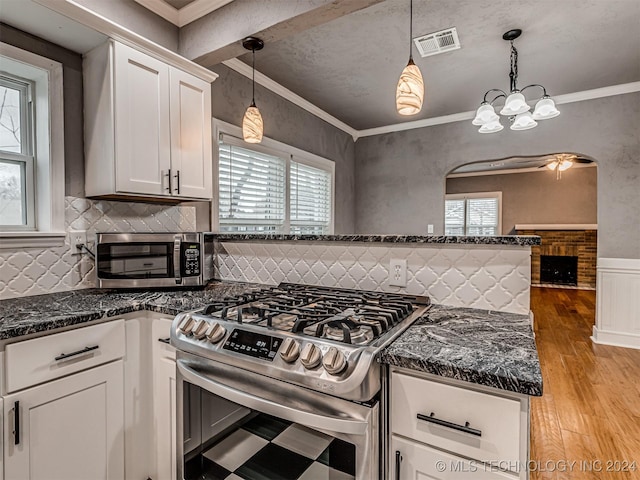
[171,283,430,480]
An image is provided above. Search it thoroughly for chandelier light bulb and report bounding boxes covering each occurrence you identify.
[500,92,530,116]
[510,111,537,131]
[396,59,424,115]
[532,96,560,120]
[242,105,263,143]
[472,103,499,125]
[478,119,504,133]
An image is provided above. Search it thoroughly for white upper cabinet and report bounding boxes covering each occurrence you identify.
[84,40,213,200]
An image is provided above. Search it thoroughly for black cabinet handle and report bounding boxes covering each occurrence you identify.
[395,450,402,480]
[174,170,180,195]
[14,401,20,445]
[417,412,482,437]
[54,345,99,362]
[165,169,172,192]
[158,337,171,344]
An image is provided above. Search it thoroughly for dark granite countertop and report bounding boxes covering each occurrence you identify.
[380,305,543,396]
[214,234,541,246]
[0,281,261,340]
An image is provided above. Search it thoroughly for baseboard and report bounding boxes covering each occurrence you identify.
[594,257,640,350]
[591,326,640,349]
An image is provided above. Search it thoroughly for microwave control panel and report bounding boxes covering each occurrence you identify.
[181,243,201,277]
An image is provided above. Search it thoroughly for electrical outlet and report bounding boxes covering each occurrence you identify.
[68,230,87,256]
[427,224,434,234]
[389,259,407,287]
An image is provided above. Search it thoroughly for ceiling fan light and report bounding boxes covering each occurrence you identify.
[472,103,499,125]
[242,105,263,143]
[510,112,538,131]
[546,161,558,171]
[478,119,504,133]
[559,159,573,171]
[396,60,424,115]
[500,92,530,116]
[532,96,560,120]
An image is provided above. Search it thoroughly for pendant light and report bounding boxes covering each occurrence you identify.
[242,37,264,143]
[396,0,424,115]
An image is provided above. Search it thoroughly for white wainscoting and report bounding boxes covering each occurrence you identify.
[592,258,640,349]
[216,242,532,314]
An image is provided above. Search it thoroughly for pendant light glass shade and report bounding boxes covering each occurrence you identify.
[472,103,499,125]
[510,111,537,130]
[500,91,530,116]
[478,119,504,133]
[532,96,560,120]
[242,105,263,143]
[396,59,424,115]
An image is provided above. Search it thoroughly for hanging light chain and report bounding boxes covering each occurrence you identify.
[509,40,518,92]
[251,47,256,107]
[409,0,413,60]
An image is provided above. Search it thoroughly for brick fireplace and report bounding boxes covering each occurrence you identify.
[515,228,597,288]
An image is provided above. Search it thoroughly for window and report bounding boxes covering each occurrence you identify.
[0,74,35,229]
[0,42,65,246]
[445,192,501,235]
[216,127,334,234]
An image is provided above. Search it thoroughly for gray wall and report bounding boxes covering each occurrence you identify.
[0,23,85,197]
[446,167,598,234]
[209,63,356,233]
[73,0,179,52]
[355,93,640,259]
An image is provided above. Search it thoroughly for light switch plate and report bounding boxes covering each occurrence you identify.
[427,224,434,234]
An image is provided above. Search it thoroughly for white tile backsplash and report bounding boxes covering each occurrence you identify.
[0,196,196,300]
[216,242,532,314]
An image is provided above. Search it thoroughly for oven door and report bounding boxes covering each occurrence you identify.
[176,353,379,480]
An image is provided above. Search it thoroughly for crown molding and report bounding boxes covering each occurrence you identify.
[223,58,359,141]
[33,0,218,82]
[134,0,234,27]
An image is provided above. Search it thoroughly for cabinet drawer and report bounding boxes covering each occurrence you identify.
[152,318,175,361]
[5,320,126,393]
[391,372,521,466]
[391,435,516,480]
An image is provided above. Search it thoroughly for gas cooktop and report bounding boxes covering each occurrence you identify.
[171,283,430,401]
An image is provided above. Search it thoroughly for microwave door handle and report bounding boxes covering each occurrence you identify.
[174,237,182,284]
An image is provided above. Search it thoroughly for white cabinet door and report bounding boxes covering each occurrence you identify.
[169,68,212,199]
[114,42,171,196]
[3,361,124,480]
[152,318,177,480]
[391,435,516,480]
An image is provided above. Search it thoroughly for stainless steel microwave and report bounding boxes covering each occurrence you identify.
[96,232,214,288]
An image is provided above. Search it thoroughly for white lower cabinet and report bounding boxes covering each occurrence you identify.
[392,435,516,480]
[3,361,125,480]
[152,318,177,480]
[389,368,528,480]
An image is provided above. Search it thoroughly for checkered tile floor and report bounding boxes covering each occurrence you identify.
[184,413,356,480]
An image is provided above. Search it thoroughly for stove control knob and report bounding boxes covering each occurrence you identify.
[192,319,209,340]
[205,323,226,344]
[178,315,195,335]
[300,343,322,369]
[279,338,300,363]
[322,347,347,375]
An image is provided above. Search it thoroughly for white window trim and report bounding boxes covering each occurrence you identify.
[212,118,335,234]
[0,42,66,248]
[445,191,503,235]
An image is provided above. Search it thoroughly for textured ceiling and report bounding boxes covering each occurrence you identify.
[238,0,640,130]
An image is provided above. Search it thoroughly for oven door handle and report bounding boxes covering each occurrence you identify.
[177,360,369,435]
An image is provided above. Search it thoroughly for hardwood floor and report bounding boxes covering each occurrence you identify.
[530,287,640,480]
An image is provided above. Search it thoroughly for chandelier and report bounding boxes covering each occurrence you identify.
[472,29,560,133]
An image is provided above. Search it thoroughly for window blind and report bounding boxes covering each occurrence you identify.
[444,198,465,235]
[445,195,499,235]
[218,142,286,233]
[290,160,332,234]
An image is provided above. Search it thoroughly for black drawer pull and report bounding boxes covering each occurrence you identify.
[395,450,402,480]
[14,401,20,445]
[158,337,171,344]
[417,412,482,437]
[54,345,99,361]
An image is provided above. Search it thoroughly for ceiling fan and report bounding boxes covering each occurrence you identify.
[539,153,594,179]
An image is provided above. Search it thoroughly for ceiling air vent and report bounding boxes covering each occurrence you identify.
[413,27,460,57]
